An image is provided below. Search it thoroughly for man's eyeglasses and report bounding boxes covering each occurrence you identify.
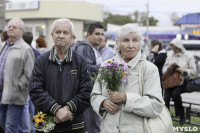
[8,26,22,30]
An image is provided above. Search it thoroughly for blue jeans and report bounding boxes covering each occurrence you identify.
[0,90,24,133]
[19,98,30,133]
[29,99,35,133]
[83,106,100,133]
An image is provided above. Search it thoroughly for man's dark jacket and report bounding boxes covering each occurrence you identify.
[29,47,91,132]
[72,40,101,133]
[72,40,99,76]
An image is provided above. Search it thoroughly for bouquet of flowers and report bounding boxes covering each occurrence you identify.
[33,111,55,133]
[93,60,130,91]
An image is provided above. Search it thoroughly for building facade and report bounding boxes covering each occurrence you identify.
[6,0,103,49]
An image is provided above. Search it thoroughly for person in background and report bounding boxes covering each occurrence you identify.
[0,30,9,50]
[162,38,196,125]
[20,32,40,133]
[0,29,2,44]
[147,39,167,95]
[0,29,4,133]
[72,23,104,133]
[23,32,40,58]
[0,18,35,133]
[1,31,9,43]
[36,36,48,54]
[99,36,114,61]
[29,18,91,133]
[91,24,164,133]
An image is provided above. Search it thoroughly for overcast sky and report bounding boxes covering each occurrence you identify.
[9,0,200,26]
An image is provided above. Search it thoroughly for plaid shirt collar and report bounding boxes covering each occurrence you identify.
[5,39,15,46]
[49,46,73,64]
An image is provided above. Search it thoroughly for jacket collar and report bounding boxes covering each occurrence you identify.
[0,38,23,53]
[49,46,73,63]
[5,38,23,49]
[114,49,146,68]
[78,39,96,50]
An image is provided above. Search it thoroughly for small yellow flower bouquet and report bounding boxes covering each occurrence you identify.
[33,112,55,133]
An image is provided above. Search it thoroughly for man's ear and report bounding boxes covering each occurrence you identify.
[87,32,91,37]
[22,29,25,34]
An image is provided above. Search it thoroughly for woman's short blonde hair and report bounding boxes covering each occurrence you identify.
[115,24,143,52]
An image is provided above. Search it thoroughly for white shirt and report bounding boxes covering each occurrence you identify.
[92,47,103,66]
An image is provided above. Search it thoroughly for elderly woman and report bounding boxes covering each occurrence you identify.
[162,38,196,125]
[91,24,164,133]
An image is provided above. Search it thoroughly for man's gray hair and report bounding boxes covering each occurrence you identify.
[8,18,25,30]
[51,18,76,37]
[115,24,143,51]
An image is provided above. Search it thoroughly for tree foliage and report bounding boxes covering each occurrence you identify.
[102,11,159,29]
[102,13,134,29]
[169,13,180,26]
[142,16,159,26]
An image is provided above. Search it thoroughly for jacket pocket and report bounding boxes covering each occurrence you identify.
[11,78,20,91]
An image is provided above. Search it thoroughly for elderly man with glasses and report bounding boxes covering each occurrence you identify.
[0,18,35,133]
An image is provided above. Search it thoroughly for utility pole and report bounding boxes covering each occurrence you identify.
[146,0,149,47]
[0,0,5,30]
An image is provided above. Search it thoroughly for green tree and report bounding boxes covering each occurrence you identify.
[103,13,134,29]
[169,13,180,26]
[142,16,158,26]
[133,10,139,23]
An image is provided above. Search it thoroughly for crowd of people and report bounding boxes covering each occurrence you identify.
[0,17,197,133]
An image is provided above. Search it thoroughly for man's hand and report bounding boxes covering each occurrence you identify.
[55,106,72,123]
[109,91,126,104]
[102,99,118,114]
[53,116,62,123]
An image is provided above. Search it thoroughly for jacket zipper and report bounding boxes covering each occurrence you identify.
[59,64,62,71]
[57,64,63,103]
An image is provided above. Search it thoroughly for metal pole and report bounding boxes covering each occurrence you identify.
[146,0,149,47]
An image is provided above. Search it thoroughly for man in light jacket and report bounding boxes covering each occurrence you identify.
[0,18,35,133]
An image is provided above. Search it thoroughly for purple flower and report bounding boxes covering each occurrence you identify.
[121,76,130,83]
[105,62,112,68]
[99,67,104,71]
[121,77,127,83]
[112,61,119,69]
[94,60,131,92]
[123,65,129,71]
[120,61,129,71]
[108,71,112,75]
[41,121,46,126]
[120,61,127,66]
